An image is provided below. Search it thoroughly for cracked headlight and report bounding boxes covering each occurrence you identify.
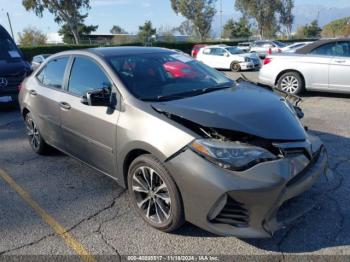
[190,139,277,171]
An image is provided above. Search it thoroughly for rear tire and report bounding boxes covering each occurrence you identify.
[277,72,304,95]
[25,112,48,155]
[230,62,241,72]
[128,154,184,232]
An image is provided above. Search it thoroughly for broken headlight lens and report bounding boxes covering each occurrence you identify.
[190,139,277,171]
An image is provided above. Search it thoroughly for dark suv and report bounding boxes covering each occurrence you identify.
[0,25,31,104]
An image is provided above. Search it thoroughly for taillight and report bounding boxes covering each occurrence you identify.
[263,58,272,65]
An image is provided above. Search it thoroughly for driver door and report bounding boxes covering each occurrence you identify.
[59,56,119,175]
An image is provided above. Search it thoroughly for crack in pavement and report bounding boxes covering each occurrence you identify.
[0,190,126,255]
[276,157,348,255]
[0,234,55,256]
[94,211,130,258]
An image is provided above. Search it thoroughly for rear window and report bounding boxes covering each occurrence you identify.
[37,57,69,89]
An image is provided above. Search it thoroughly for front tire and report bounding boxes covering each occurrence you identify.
[25,112,48,154]
[128,154,184,232]
[277,72,304,95]
[230,62,241,72]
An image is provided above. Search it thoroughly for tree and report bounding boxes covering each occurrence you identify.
[18,27,47,46]
[58,23,98,44]
[137,21,157,44]
[170,0,217,41]
[279,0,294,38]
[158,25,177,42]
[304,20,322,38]
[322,17,350,38]
[176,20,197,38]
[235,0,281,38]
[22,0,92,44]
[223,17,251,39]
[110,25,127,34]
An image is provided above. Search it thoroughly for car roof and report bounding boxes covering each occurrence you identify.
[296,38,350,54]
[87,46,173,57]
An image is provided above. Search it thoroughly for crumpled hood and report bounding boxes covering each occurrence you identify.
[152,82,307,141]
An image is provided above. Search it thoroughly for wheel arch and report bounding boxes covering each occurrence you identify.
[275,69,306,87]
[22,108,30,119]
[118,141,169,189]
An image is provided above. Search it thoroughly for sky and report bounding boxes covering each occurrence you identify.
[1,0,350,41]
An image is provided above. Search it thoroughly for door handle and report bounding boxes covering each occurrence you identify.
[29,90,37,96]
[59,102,71,110]
[335,60,346,63]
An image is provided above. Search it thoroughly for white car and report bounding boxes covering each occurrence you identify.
[196,45,261,72]
[259,39,350,94]
[250,40,286,58]
[281,42,313,53]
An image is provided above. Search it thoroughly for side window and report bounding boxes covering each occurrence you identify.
[334,42,350,57]
[36,57,69,89]
[310,43,338,56]
[203,48,211,55]
[68,57,112,97]
[211,48,226,56]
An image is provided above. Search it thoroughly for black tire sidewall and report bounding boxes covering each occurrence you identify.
[278,72,304,95]
[127,154,184,232]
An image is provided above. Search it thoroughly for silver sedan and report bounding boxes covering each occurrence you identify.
[259,39,350,94]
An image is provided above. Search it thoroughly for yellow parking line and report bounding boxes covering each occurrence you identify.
[0,169,96,262]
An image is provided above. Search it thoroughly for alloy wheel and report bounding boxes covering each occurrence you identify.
[25,115,41,150]
[132,166,171,224]
[280,75,299,93]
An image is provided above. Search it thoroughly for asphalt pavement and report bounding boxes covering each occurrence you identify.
[0,71,350,261]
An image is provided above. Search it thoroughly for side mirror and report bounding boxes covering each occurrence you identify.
[81,87,112,107]
[224,53,230,57]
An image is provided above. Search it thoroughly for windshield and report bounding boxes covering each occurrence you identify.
[273,41,286,48]
[225,47,244,54]
[108,52,234,101]
[0,34,20,60]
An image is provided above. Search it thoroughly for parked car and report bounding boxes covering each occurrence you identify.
[196,45,261,71]
[281,42,313,53]
[191,44,206,58]
[259,39,350,94]
[19,47,327,237]
[250,40,286,58]
[237,42,252,52]
[31,54,51,70]
[0,25,31,104]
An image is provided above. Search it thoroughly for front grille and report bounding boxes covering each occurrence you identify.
[286,146,323,188]
[0,73,26,89]
[211,196,249,227]
[6,75,25,87]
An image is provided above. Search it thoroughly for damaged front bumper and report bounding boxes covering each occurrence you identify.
[165,135,328,238]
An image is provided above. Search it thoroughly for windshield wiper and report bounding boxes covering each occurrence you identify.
[155,84,233,101]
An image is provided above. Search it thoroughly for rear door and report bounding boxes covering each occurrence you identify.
[204,48,227,68]
[197,47,214,67]
[32,56,70,149]
[304,43,336,90]
[59,55,119,175]
[329,41,350,92]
